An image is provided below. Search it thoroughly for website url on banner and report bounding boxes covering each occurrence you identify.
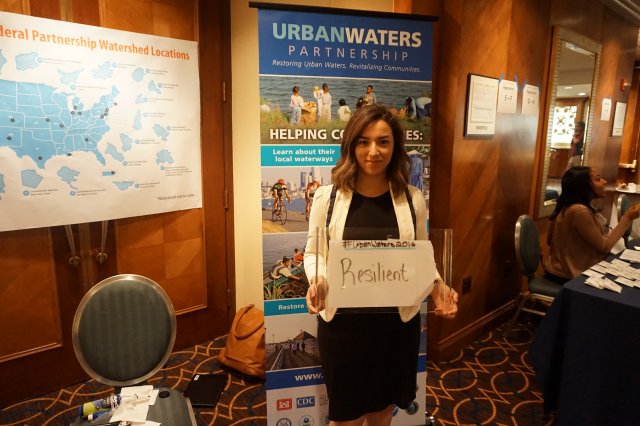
[294,372,323,382]
[157,193,194,200]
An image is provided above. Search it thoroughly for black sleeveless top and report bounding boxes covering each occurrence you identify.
[342,191,399,240]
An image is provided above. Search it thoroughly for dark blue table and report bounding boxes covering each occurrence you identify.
[530,273,640,425]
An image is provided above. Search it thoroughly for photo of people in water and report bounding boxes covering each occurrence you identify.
[263,232,310,301]
[260,76,432,145]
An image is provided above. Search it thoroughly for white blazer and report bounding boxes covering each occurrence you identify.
[304,184,440,322]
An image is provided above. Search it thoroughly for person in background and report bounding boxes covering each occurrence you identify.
[313,85,323,121]
[404,96,416,119]
[304,104,458,426]
[271,256,302,282]
[289,85,304,125]
[363,84,377,105]
[319,83,332,121]
[355,96,365,110]
[337,99,352,122]
[305,178,321,220]
[545,166,640,284]
[567,121,585,170]
[271,178,290,214]
[415,93,432,119]
[293,248,305,264]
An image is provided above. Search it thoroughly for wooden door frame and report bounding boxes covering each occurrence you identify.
[195,0,235,342]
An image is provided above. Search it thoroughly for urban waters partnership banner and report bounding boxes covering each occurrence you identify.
[0,11,201,231]
[258,7,434,426]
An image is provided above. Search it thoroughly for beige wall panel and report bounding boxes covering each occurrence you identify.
[0,229,61,360]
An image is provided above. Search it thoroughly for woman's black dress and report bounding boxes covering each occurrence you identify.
[317,191,421,421]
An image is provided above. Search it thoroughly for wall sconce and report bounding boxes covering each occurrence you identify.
[620,78,631,91]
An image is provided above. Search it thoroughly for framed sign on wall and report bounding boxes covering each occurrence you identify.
[464,74,499,136]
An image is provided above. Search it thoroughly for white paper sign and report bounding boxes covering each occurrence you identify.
[465,74,498,135]
[497,79,518,113]
[601,98,612,121]
[612,102,627,136]
[326,240,437,308]
[521,84,539,116]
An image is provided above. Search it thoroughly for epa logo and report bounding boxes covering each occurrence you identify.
[296,396,315,408]
[299,414,314,426]
[277,398,292,410]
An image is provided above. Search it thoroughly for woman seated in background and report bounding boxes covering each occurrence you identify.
[545,166,640,284]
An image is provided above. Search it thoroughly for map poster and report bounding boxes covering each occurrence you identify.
[258,7,433,426]
[0,11,201,232]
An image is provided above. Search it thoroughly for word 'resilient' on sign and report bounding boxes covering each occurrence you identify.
[327,240,437,308]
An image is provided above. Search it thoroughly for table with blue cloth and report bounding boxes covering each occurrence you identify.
[529,263,640,425]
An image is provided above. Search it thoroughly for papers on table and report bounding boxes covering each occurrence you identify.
[620,248,640,263]
[110,385,160,425]
[582,258,640,292]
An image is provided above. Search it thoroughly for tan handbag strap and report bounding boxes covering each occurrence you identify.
[233,305,264,339]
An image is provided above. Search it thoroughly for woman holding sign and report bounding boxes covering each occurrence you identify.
[304,104,458,425]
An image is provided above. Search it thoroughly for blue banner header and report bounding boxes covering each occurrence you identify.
[264,298,308,316]
[258,10,433,81]
[266,367,324,389]
[261,144,340,166]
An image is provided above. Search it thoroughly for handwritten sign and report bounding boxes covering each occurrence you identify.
[497,79,518,114]
[521,84,539,116]
[601,98,612,121]
[326,240,437,308]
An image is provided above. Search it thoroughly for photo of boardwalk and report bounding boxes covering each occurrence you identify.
[265,314,320,371]
[266,330,321,370]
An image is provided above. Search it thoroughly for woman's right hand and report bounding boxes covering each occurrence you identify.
[623,203,640,221]
[306,276,327,314]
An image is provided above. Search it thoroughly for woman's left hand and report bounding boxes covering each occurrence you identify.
[432,280,459,319]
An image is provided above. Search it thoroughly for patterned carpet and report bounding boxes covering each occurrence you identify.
[1,320,548,426]
[0,335,267,426]
[425,321,550,426]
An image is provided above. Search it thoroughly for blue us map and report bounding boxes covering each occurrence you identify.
[0,51,176,195]
[0,11,201,232]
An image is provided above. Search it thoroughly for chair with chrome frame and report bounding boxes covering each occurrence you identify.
[72,274,196,425]
[504,215,563,337]
[617,194,632,248]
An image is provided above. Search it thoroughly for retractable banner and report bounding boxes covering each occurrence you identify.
[257,7,433,426]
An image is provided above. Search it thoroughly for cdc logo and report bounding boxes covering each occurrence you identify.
[296,396,315,408]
